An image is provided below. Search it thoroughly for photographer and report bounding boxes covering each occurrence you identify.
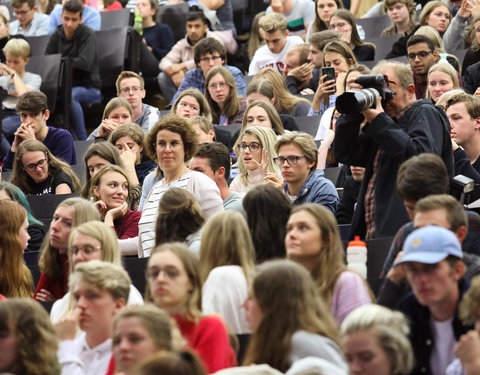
[333,61,454,239]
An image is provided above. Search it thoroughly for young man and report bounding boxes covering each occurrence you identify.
[158,10,222,102]
[55,260,130,375]
[2,91,76,170]
[334,61,453,239]
[9,0,49,36]
[248,13,304,75]
[45,0,101,140]
[283,44,313,94]
[406,34,438,99]
[170,37,246,105]
[48,0,100,34]
[0,38,41,156]
[273,131,338,213]
[267,0,315,39]
[396,225,472,375]
[189,142,244,214]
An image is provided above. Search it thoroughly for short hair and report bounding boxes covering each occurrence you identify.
[407,34,436,52]
[145,115,198,163]
[396,153,450,201]
[340,304,414,375]
[113,304,178,352]
[414,194,468,231]
[275,131,318,171]
[11,0,34,9]
[62,0,83,15]
[89,164,132,203]
[0,298,60,375]
[186,9,207,24]
[285,44,310,65]
[68,220,121,273]
[384,0,416,21]
[241,100,285,135]
[3,38,30,59]
[419,1,451,28]
[193,37,226,65]
[309,30,340,51]
[372,61,413,90]
[193,142,231,181]
[171,88,212,121]
[426,62,460,100]
[459,275,480,325]
[187,115,214,137]
[146,0,158,17]
[102,97,134,121]
[16,91,48,114]
[259,12,288,33]
[445,92,480,119]
[323,40,357,67]
[69,260,131,302]
[436,88,466,110]
[116,71,145,92]
[246,78,274,100]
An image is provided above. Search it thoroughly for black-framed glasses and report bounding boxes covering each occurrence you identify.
[407,50,433,60]
[238,142,261,152]
[273,155,306,166]
[154,140,183,151]
[200,55,222,64]
[23,158,47,172]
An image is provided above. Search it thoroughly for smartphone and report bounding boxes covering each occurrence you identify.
[321,67,336,83]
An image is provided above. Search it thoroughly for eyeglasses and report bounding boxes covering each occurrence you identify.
[273,155,306,166]
[119,86,142,94]
[200,55,222,64]
[71,245,102,256]
[154,140,183,151]
[13,8,32,15]
[407,50,433,60]
[24,158,47,172]
[238,142,261,152]
[208,82,228,91]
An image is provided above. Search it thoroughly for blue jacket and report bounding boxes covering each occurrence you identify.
[284,170,339,213]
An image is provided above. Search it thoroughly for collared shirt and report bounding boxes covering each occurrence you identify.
[9,12,49,36]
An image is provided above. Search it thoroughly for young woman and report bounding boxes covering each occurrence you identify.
[187,116,215,143]
[34,197,100,301]
[254,68,312,117]
[285,203,372,324]
[171,88,212,121]
[0,181,45,252]
[427,62,460,103]
[340,304,414,375]
[199,211,255,334]
[136,115,223,257]
[230,126,280,194]
[381,0,417,37]
[90,165,141,239]
[50,220,144,323]
[307,0,344,41]
[0,199,33,297]
[242,101,285,134]
[242,259,347,372]
[109,123,156,185]
[155,187,205,254]
[111,305,179,375]
[0,298,60,375]
[145,242,236,373]
[329,9,375,61]
[243,184,292,263]
[205,66,247,126]
[419,1,452,37]
[88,97,135,140]
[248,11,266,60]
[11,140,80,195]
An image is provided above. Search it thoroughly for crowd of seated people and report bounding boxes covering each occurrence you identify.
[5,0,480,373]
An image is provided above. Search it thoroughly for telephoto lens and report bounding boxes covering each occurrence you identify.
[335,88,380,115]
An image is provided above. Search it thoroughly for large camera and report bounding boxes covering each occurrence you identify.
[335,74,395,115]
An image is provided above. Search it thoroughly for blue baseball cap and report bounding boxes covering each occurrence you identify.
[396,225,463,265]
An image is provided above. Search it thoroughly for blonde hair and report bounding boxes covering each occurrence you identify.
[259,12,287,33]
[275,131,318,172]
[89,164,132,205]
[426,62,460,100]
[199,211,255,283]
[187,115,214,136]
[419,1,451,33]
[3,38,30,59]
[248,11,266,59]
[241,100,285,135]
[171,88,212,122]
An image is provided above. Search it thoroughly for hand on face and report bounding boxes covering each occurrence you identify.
[55,307,81,341]
[264,172,284,190]
[253,148,270,177]
[97,119,119,138]
[117,142,137,169]
[105,201,128,221]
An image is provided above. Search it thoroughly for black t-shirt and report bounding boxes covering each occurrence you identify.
[29,168,74,195]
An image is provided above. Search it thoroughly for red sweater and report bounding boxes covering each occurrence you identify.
[114,210,141,239]
[33,253,69,300]
[173,314,236,373]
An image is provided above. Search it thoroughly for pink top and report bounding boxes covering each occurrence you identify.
[330,271,372,325]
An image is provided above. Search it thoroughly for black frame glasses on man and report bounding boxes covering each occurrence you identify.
[407,50,434,60]
[273,155,306,166]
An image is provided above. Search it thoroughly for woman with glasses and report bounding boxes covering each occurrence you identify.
[205,66,247,126]
[329,9,375,61]
[88,97,135,140]
[285,203,372,325]
[171,88,212,121]
[130,115,223,258]
[10,139,80,195]
[50,220,143,323]
[230,126,280,194]
[146,242,236,373]
[34,197,100,302]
